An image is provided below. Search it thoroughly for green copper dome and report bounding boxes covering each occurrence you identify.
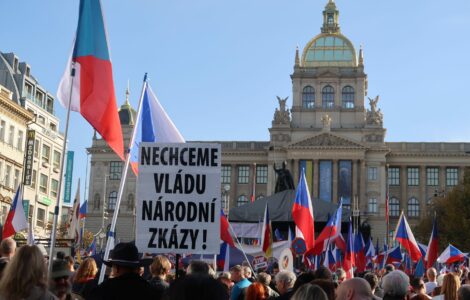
[301,34,357,67]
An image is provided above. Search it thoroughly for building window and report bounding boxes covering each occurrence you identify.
[327,13,334,25]
[237,195,248,207]
[5,165,11,188]
[302,86,315,109]
[50,123,57,131]
[342,86,354,108]
[36,207,45,228]
[388,167,400,186]
[51,179,59,198]
[322,85,334,109]
[0,120,5,141]
[221,165,231,184]
[127,194,134,211]
[446,168,459,186]
[31,170,37,188]
[42,144,50,164]
[367,198,377,213]
[238,165,249,184]
[53,151,61,169]
[39,173,48,194]
[17,130,24,151]
[389,197,400,217]
[35,91,44,108]
[407,197,420,218]
[37,115,45,125]
[46,97,54,114]
[368,167,377,181]
[93,193,101,210]
[407,167,419,186]
[426,167,439,186]
[48,212,54,227]
[34,139,40,158]
[8,125,14,145]
[25,82,33,99]
[256,165,268,184]
[109,161,123,180]
[108,191,117,210]
[13,169,20,190]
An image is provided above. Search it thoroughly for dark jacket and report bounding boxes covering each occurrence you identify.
[72,278,98,299]
[87,272,161,300]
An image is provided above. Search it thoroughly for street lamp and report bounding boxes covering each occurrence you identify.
[222,184,230,215]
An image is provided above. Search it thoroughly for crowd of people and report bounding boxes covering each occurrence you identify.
[0,238,469,300]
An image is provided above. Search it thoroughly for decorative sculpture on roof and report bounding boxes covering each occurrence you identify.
[273,96,291,125]
[274,161,295,193]
[321,114,332,132]
[366,95,383,126]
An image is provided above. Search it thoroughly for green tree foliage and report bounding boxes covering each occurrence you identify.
[415,169,470,252]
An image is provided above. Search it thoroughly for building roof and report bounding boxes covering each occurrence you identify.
[118,87,136,125]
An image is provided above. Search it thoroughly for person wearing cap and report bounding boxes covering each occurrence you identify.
[49,259,73,300]
[88,242,160,300]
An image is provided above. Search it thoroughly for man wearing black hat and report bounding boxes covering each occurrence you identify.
[88,242,161,300]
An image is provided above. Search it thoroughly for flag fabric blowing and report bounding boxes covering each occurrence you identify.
[2,185,28,239]
[292,169,315,251]
[394,211,422,262]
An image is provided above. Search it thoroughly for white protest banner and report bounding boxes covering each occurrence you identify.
[136,143,221,254]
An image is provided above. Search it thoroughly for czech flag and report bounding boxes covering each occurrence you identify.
[57,0,124,160]
[437,244,466,265]
[385,246,403,264]
[343,220,355,279]
[292,169,315,251]
[261,203,273,258]
[79,200,87,219]
[217,242,230,271]
[425,216,438,268]
[87,237,97,256]
[129,82,185,175]
[354,232,366,273]
[2,185,28,239]
[312,198,342,255]
[323,248,336,271]
[394,211,422,262]
[220,210,235,247]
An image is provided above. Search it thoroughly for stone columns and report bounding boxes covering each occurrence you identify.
[292,159,299,186]
[359,160,366,210]
[352,160,359,203]
[313,160,319,199]
[332,159,338,203]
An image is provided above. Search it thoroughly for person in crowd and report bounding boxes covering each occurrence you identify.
[72,257,98,299]
[275,270,296,300]
[363,272,382,300]
[426,268,438,296]
[311,279,335,300]
[458,284,470,300]
[187,260,213,277]
[291,284,328,300]
[164,274,229,300]
[336,277,375,300]
[314,266,333,281]
[244,265,255,283]
[0,245,56,300]
[433,274,446,296]
[64,256,75,281]
[49,259,73,300]
[410,277,431,300]
[245,282,268,300]
[230,265,252,300]
[148,255,171,296]
[218,273,234,293]
[292,271,315,294]
[0,238,16,259]
[381,270,410,300]
[56,251,66,260]
[336,268,347,285]
[257,272,279,299]
[434,273,460,300]
[88,242,160,300]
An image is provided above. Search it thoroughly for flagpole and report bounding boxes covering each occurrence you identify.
[227,221,257,279]
[98,74,148,284]
[48,64,75,272]
[386,164,390,249]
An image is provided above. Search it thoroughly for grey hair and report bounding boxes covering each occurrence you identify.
[291,284,328,300]
[276,270,296,289]
[382,270,409,297]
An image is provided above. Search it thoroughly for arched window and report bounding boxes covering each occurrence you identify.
[322,85,334,109]
[408,197,420,217]
[108,191,117,210]
[368,198,378,213]
[302,86,315,109]
[237,195,248,207]
[389,197,400,217]
[93,193,101,210]
[342,86,354,109]
[127,194,134,211]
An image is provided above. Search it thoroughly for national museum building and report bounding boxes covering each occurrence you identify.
[86,0,470,244]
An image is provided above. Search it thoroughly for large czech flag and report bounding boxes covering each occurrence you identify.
[312,199,342,255]
[58,0,124,160]
[2,186,28,239]
[425,217,438,268]
[394,212,422,262]
[292,168,315,251]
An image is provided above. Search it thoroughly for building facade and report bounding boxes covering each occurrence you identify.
[85,1,470,245]
[0,52,66,238]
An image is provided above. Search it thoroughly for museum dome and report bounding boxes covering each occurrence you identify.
[118,87,136,126]
[300,0,357,68]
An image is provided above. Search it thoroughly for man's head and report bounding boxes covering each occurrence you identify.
[363,272,379,293]
[336,268,347,284]
[103,242,150,277]
[230,265,244,283]
[314,266,332,281]
[427,267,437,281]
[336,277,373,300]
[257,272,271,286]
[243,266,252,279]
[150,255,171,277]
[0,238,16,259]
[458,284,470,300]
[49,260,72,299]
[382,270,409,300]
[187,260,215,277]
[275,270,296,295]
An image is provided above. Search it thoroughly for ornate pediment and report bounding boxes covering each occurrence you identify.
[288,133,364,149]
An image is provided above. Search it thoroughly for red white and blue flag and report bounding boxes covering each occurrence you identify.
[79,200,87,219]
[385,245,403,264]
[129,83,185,175]
[217,242,230,271]
[323,248,336,271]
[312,198,343,255]
[58,0,124,160]
[343,219,355,279]
[292,168,315,251]
[220,209,235,247]
[261,203,273,258]
[437,244,466,265]
[2,185,28,239]
[425,216,438,268]
[354,232,366,273]
[394,211,422,262]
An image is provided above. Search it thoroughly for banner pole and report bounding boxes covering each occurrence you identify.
[98,74,148,284]
[227,221,257,279]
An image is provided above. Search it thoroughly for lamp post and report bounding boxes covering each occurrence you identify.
[223,184,230,216]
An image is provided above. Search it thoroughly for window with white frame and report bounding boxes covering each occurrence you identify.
[8,125,14,145]
[368,167,377,181]
[42,144,50,164]
[302,86,315,109]
[256,165,268,184]
[51,179,59,198]
[17,130,24,151]
[36,207,45,227]
[5,165,11,188]
[389,197,400,217]
[446,168,459,186]
[342,86,354,109]
[25,82,33,100]
[407,167,419,186]
[221,165,231,184]
[388,167,400,186]
[13,169,20,189]
[39,173,48,194]
[53,151,61,169]
[322,85,335,109]
[108,191,117,210]
[109,161,122,180]
[426,167,439,186]
[407,197,420,217]
[368,198,378,213]
[238,165,249,184]
[0,120,5,141]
